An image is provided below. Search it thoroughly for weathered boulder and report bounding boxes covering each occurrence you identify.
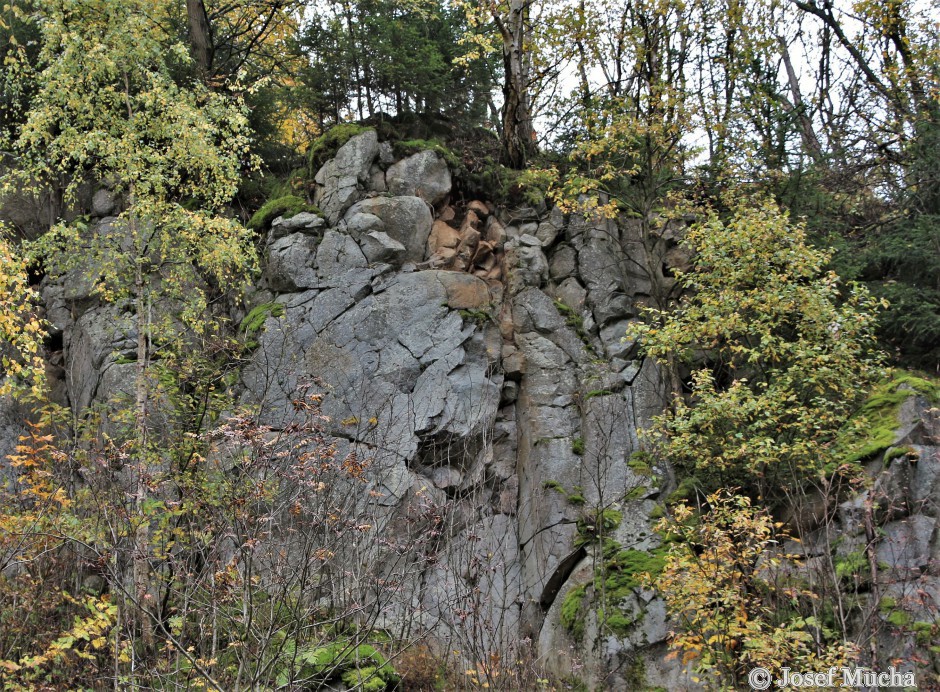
[265,232,319,292]
[359,231,407,265]
[549,243,578,280]
[269,211,326,239]
[385,150,452,205]
[65,304,138,420]
[506,243,549,295]
[315,229,368,283]
[536,206,565,247]
[91,188,117,217]
[345,196,432,263]
[314,130,379,224]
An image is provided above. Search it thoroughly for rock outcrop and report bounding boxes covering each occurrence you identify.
[28,130,940,690]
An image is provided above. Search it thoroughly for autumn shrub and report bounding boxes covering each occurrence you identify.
[630,198,886,502]
[651,491,859,690]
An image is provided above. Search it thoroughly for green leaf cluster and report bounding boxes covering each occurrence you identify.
[631,199,885,498]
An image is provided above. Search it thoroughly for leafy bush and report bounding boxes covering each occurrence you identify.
[631,198,885,500]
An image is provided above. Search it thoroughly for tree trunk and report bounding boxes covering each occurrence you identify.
[186,0,214,81]
[497,0,536,169]
[133,245,153,648]
[779,38,823,163]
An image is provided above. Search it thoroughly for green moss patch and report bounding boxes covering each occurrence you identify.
[561,501,670,642]
[554,299,594,350]
[666,476,701,505]
[596,548,667,600]
[391,138,461,171]
[836,549,870,587]
[561,585,587,641]
[628,451,654,475]
[247,195,322,231]
[884,445,918,465]
[575,508,623,548]
[839,372,938,463]
[913,620,937,645]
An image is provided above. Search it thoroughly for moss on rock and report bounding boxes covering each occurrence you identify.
[561,585,587,641]
[839,371,939,463]
[307,123,373,174]
[247,194,322,231]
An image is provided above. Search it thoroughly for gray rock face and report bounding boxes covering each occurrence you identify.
[244,269,500,455]
[314,130,379,224]
[266,233,320,292]
[536,206,565,247]
[359,231,406,265]
[315,229,367,282]
[0,392,27,484]
[385,150,452,205]
[33,138,940,691]
[506,243,549,295]
[345,196,432,263]
[270,211,326,239]
[91,188,117,217]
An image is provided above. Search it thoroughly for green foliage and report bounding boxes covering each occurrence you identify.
[299,641,399,689]
[631,199,886,500]
[835,550,870,587]
[653,492,858,688]
[6,0,258,333]
[0,228,45,399]
[240,302,285,335]
[846,211,940,370]
[571,437,585,456]
[247,195,322,231]
[666,477,701,505]
[298,2,496,132]
[307,123,372,174]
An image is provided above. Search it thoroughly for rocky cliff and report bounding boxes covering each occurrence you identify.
[24,130,940,689]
